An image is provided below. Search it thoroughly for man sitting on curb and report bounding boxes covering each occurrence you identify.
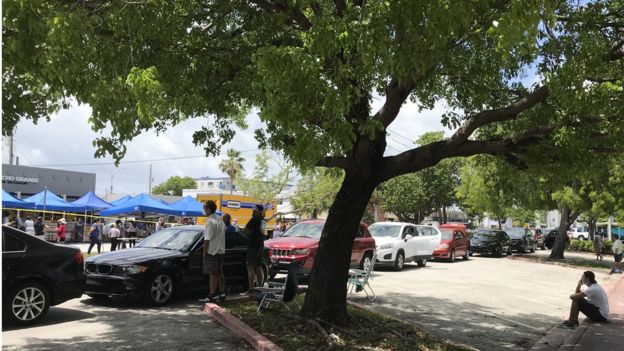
[560,271,609,328]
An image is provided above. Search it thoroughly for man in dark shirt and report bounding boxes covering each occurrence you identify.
[243,205,265,293]
[34,217,48,237]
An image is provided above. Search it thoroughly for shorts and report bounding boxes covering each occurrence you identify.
[246,247,263,266]
[615,253,622,263]
[203,254,224,274]
[578,298,607,322]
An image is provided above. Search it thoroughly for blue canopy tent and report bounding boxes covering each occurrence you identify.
[2,189,35,209]
[23,189,83,212]
[100,193,180,217]
[168,196,206,217]
[157,198,170,206]
[110,195,132,206]
[70,192,113,211]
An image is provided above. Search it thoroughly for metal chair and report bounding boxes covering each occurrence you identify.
[256,261,299,312]
[347,254,377,302]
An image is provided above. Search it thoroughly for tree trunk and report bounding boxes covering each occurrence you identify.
[550,206,580,259]
[311,207,318,219]
[442,207,447,224]
[588,218,596,240]
[300,171,376,324]
[498,217,502,229]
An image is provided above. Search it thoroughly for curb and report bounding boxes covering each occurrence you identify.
[204,302,283,351]
[507,255,611,270]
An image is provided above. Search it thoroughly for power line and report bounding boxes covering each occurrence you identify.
[387,128,415,145]
[387,135,413,150]
[33,148,259,167]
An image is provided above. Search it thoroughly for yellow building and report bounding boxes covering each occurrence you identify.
[195,193,277,229]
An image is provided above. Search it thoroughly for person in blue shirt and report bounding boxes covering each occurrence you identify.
[87,218,102,254]
[222,213,237,234]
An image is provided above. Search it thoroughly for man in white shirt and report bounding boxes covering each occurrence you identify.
[109,223,120,251]
[560,271,609,328]
[202,200,226,302]
[24,217,35,235]
[610,237,622,274]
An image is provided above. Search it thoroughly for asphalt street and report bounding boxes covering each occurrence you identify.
[349,253,616,351]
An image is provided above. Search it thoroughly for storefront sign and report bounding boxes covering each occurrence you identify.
[2,175,39,184]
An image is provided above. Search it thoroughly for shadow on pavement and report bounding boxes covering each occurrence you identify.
[350,291,557,351]
[2,307,96,331]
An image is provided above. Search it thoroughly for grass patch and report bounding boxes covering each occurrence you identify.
[225,294,471,351]
[517,254,613,270]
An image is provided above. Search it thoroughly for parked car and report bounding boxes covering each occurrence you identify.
[470,229,512,257]
[545,228,571,249]
[2,226,85,326]
[84,226,273,305]
[368,222,440,270]
[265,219,375,276]
[506,227,537,253]
[568,227,590,241]
[529,228,546,250]
[432,223,470,262]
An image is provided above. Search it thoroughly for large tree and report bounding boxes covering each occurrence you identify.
[219,149,245,194]
[291,168,343,219]
[151,176,197,196]
[4,1,623,323]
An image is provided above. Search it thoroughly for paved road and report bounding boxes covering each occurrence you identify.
[2,294,247,351]
[349,254,618,351]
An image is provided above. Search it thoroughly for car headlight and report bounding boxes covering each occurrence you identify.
[121,265,148,275]
[378,243,394,250]
[437,244,449,250]
[290,249,310,256]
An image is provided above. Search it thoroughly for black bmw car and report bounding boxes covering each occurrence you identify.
[2,226,85,326]
[84,225,273,305]
[470,229,512,257]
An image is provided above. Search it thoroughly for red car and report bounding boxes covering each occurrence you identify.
[432,223,471,262]
[265,219,376,277]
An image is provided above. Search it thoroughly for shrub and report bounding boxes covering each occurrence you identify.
[602,241,613,254]
[570,240,581,251]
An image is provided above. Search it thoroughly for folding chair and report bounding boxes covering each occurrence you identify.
[256,261,299,312]
[347,254,376,302]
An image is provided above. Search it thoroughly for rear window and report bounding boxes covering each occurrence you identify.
[440,230,454,240]
[369,225,401,238]
[2,232,26,252]
[474,230,497,239]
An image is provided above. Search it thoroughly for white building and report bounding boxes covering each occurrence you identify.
[183,176,242,197]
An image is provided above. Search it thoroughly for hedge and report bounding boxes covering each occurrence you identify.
[569,239,614,254]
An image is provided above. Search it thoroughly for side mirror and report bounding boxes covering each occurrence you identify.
[405,234,413,241]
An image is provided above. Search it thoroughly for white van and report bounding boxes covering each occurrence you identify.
[368,222,442,271]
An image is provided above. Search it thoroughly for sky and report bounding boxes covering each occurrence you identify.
[2,99,451,196]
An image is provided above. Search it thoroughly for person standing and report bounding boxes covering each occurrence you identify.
[560,271,609,327]
[202,200,226,302]
[610,236,623,275]
[109,223,120,251]
[594,234,603,261]
[222,213,237,234]
[125,220,137,247]
[243,204,265,294]
[24,217,35,235]
[34,217,48,237]
[87,218,102,254]
[56,218,67,243]
[155,217,166,232]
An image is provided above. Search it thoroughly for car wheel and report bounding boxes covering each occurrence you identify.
[5,281,50,326]
[146,273,175,305]
[463,249,470,260]
[416,258,427,267]
[449,250,455,263]
[541,243,546,250]
[531,243,536,253]
[507,246,513,256]
[359,253,373,271]
[493,245,502,257]
[394,251,405,271]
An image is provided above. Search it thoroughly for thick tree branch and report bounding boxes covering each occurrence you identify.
[373,78,415,128]
[333,0,346,16]
[249,0,312,30]
[446,86,550,149]
[317,156,347,169]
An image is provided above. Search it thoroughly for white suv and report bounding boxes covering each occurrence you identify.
[368,222,442,271]
[568,227,590,241]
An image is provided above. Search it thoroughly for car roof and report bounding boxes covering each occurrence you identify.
[371,222,409,226]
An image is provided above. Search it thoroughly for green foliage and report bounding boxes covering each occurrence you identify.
[238,151,292,204]
[291,168,343,218]
[151,176,196,196]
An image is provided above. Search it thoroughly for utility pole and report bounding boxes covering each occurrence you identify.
[148,163,153,194]
[8,134,14,165]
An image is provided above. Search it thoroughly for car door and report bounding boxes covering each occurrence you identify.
[421,226,442,255]
[351,226,366,266]
[402,225,418,259]
[2,231,28,293]
[187,233,208,289]
[224,232,249,283]
[453,231,467,256]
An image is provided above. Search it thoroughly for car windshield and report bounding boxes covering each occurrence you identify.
[506,228,526,238]
[368,224,402,238]
[440,230,454,240]
[136,227,203,252]
[281,222,324,239]
[474,230,497,239]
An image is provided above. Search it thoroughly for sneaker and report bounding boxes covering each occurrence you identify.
[218,292,226,302]
[199,295,218,303]
[558,320,579,328]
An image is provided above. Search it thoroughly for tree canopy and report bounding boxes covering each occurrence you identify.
[238,150,292,204]
[151,176,197,196]
[219,149,245,194]
[4,0,623,324]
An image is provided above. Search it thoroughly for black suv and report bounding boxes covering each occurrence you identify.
[506,227,537,253]
[2,226,85,326]
[470,229,512,257]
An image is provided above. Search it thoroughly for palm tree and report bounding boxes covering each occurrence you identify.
[219,149,245,194]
